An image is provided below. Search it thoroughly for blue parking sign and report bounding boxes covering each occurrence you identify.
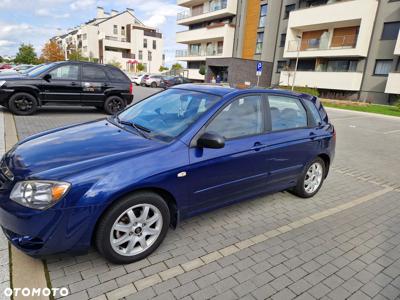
[257,62,263,72]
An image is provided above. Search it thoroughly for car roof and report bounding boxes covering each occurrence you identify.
[170,84,315,101]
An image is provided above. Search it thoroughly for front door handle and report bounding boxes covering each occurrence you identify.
[251,142,267,151]
[71,82,78,86]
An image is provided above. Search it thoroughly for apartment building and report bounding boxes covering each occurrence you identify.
[232,0,400,104]
[52,7,164,74]
[175,0,238,81]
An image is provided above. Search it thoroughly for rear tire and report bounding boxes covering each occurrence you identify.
[292,157,326,198]
[95,192,170,264]
[8,92,38,115]
[151,82,157,88]
[103,95,126,115]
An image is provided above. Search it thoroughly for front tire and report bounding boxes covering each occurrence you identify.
[95,192,170,264]
[151,82,157,88]
[8,92,38,115]
[103,95,126,115]
[292,157,325,198]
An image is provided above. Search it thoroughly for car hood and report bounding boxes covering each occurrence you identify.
[5,120,163,179]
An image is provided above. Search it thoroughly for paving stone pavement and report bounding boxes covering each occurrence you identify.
[8,91,400,300]
[0,109,10,300]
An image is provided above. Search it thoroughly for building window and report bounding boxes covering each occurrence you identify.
[83,46,87,52]
[148,51,152,61]
[256,32,264,54]
[381,22,400,40]
[82,34,87,40]
[121,26,125,36]
[280,34,286,47]
[153,40,156,50]
[374,60,392,76]
[139,50,143,60]
[276,61,287,73]
[217,41,224,54]
[284,4,295,19]
[258,4,268,28]
[113,25,118,35]
[144,39,147,48]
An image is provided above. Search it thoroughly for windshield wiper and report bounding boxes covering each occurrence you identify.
[115,116,151,139]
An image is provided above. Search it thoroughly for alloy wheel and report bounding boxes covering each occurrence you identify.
[14,96,33,112]
[110,204,163,256]
[107,98,124,114]
[304,162,323,194]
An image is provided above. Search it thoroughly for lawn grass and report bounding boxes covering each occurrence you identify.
[322,102,400,117]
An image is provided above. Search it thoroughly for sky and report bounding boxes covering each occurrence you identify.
[0,0,185,66]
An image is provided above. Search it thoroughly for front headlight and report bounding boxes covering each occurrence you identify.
[10,181,71,210]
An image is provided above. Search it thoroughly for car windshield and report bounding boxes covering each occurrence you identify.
[26,63,56,77]
[118,88,220,142]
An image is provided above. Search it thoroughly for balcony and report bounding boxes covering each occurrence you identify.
[385,73,400,94]
[176,23,235,44]
[176,48,223,61]
[284,0,378,58]
[177,0,237,26]
[280,70,363,91]
[104,36,131,49]
[177,0,206,8]
[395,32,400,56]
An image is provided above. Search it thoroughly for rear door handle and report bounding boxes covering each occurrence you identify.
[71,82,78,86]
[251,142,267,151]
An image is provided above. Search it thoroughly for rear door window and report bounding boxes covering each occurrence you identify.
[106,68,129,82]
[82,65,108,82]
[268,95,307,131]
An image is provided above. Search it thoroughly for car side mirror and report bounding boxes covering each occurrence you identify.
[197,132,225,149]
[43,74,52,81]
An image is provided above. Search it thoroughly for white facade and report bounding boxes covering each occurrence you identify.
[176,0,236,80]
[385,31,400,94]
[52,7,164,74]
[284,0,378,59]
[280,71,363,91]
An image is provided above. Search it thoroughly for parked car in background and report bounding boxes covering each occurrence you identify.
[144,75,164,88]
[131,74,148,86]
[0,64,12,70]
[0,64,36,76]
[0,61,133,115]
[0,84,335,263]
[162,76,192,88]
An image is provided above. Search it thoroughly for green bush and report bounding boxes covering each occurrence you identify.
[279,85,320,97]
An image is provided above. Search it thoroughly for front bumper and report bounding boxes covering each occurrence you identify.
[0,192,106,256]
[0,89,12,105]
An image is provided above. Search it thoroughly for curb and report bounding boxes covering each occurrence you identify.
[325,106,400,121]
[4,112,49,300]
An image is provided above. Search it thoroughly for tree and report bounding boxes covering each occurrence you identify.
[68,49,88,62]
[137,63,145,72]
[108,59,122,69]
[199,65,206,76]
[0,56,3,63]
[159,65,169,72]
[41,41,64,62]
[171,63,183,71]
[14,43,37,64]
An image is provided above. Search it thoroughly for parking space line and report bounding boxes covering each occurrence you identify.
[106,186,393,300]
[383,129,400,135]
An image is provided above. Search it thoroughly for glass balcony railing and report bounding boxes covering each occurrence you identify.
[177,1,228,20]
[176,48,223,57]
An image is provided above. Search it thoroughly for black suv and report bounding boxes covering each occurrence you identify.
[0,61,133,115]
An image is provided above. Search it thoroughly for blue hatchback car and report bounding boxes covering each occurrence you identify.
[0,84,335,263]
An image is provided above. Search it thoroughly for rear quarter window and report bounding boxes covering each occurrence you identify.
[106,67,130,82]
[303,100,322,125]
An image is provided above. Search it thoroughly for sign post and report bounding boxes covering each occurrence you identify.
[256,62,262,87]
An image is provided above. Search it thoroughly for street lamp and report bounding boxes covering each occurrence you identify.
[291,35,302,91]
